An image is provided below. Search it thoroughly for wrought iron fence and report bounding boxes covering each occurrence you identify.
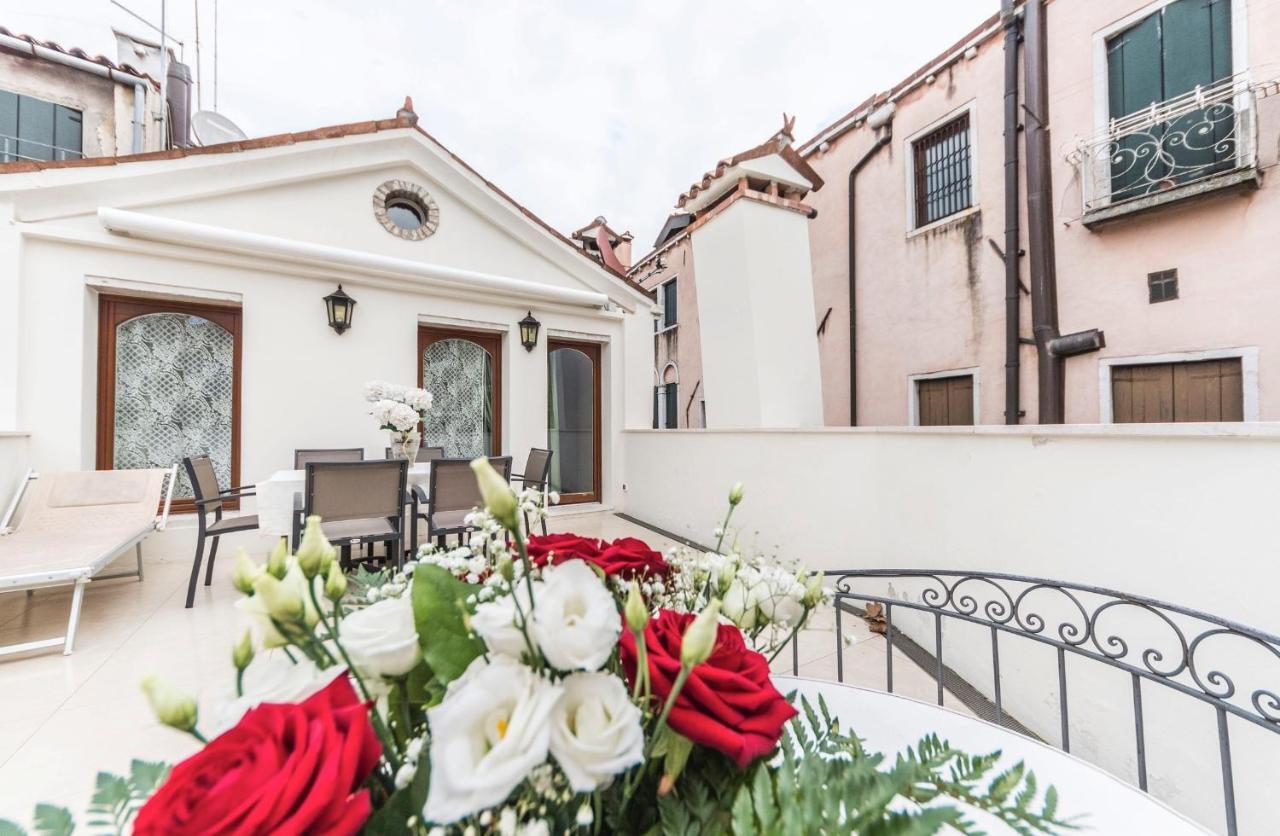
[1071,73,1278,213]
[785,569,1280,836]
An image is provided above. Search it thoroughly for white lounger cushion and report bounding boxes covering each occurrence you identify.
[0,469,170,588]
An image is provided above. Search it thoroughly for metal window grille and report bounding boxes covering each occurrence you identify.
[1148,269,1179,303]
[913,113,973,227]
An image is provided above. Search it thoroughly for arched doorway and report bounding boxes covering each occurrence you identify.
[548,340,601,504]
[418,326,502,457]
[97,296,241,511]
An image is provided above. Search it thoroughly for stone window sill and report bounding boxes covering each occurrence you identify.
[1082,168,1260,229]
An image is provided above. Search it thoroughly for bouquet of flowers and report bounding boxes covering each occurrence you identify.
[371,399,421,434]
[366,380,433,460]
[2,468,1072,836]
[364,380,434,420]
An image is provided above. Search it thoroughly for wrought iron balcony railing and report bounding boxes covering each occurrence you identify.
[1072,73,1277,215]
[782,569,1280,835]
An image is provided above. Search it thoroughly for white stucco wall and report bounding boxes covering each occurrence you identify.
[623,425,1280,833]
[690,198,823,428]
[0,130,655,511]
[0,432,30,520]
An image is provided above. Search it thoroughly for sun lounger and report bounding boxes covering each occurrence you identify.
[0,466,176,657]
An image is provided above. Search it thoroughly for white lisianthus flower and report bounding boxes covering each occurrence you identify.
[755,567,807,629]
[340,593,422,678]
[214,652,346,732]
[471,580,542,659]
[721,576,761,631]
[423,656,563,824]
[549,672,644,791]
[532,560,621,672]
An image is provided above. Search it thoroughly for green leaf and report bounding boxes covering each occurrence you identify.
[0,820,26,836]
[410,565,485,684]
[730,784,755,836]
[128,760,169,799]
[750,765,777,828]
[363,750,430,835]
[31,805,73,836]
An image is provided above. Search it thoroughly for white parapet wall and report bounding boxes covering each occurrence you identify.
[622,425,1280,834]
[0,432,31,523]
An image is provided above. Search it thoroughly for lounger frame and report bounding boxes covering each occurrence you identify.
[0,465,176,657]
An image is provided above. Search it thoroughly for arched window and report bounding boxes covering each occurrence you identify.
[654,363,679,429]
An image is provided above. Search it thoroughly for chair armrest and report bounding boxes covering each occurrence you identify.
[220,486,256,498]
[412,484,429,502]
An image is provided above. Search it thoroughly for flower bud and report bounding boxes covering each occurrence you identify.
[728,481,745,507]
[253,571,304,625]
[266,537,289,580]
[232,630,255,671]
[140,675,198,733]
[231,549,262,595]
[802,572,826,607]
[295,516,335,579]
[680,599,722,668]
[625,581,649,634]
[470,457,519,531]
[324,561,348,602]
[497,555,515,583]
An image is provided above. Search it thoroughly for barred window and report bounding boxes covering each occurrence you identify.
[912,113,973,228]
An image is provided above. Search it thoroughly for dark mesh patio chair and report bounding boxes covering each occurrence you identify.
[383,446,446,462]
[512,448,554,535]
[183,454,259,609]
[299,459,408,570]
[412,456,512,548]
[294,448,364,469]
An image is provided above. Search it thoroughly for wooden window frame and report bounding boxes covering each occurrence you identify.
[908,367,981,426]
[96,294,243,514]
[417,325,504,456]
[548,339,602,505]
[1099,347,1257,422]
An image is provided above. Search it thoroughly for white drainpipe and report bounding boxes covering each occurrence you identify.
[0,32,151,154]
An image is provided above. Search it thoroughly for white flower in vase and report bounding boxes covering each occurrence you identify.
[424,656,563,824]
[403,386,434,414]
[531,560,621,672]
[549,672,645,792]
[372,399,419,433]
[364,379,405,403]
[339,593,422,678]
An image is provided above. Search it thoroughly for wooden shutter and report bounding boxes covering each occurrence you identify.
[1112,358,1242,422]
[916,375,974,426]
[664,382,678,428]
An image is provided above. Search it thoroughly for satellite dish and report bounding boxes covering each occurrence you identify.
[190,110,249,146]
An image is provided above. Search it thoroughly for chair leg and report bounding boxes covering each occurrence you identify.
[204,536,221,586]
[541,513,548,536]
[341,544,352,569]
[135,542,145,582]
[185,533,206,609]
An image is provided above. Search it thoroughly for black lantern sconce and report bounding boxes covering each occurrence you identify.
[518,311,541,352]
[324,284,356,335]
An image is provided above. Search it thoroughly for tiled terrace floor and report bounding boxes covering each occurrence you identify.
[0,511,964,826]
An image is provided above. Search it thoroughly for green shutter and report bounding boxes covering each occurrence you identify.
[1107,13,1162,121]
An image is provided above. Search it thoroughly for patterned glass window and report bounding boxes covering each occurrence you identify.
[422,338,494,457]
[113,313,235,498]
[912,113,972,228]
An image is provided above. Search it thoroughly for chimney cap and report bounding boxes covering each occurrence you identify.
[396,96,419,125]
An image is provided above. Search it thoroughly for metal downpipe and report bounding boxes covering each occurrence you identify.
[1001,0,1023,424]
[847,111,893,426]
[1023,0,1064,423]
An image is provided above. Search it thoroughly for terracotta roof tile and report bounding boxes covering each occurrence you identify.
[0,25,159,87]
[676,133,824,210]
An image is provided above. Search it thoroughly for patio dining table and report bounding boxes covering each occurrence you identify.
[255,462,433,538]
[773,677,1209,834]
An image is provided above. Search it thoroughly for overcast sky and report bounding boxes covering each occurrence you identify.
[4,0,994,252]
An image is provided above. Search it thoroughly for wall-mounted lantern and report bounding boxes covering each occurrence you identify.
[518,311,541,352]
[324,285,356,335]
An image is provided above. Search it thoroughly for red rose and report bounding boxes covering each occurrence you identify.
[527,533,604,567]
[595,537,670,579]
[620,610,797,767]
[134,674,381,836]
[528,533,669,580]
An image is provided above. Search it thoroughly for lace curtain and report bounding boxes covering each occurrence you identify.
[422,338,493,458]
[113,313,234,498]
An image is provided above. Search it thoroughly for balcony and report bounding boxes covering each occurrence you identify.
[1073,73,1277,228]
[0,134,84,165]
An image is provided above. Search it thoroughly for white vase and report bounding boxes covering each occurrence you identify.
[390,430,421,462]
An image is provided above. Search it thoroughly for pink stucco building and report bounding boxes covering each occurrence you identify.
[639,0,1280,426]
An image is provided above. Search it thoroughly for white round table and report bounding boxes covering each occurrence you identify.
[774,677,1208,834]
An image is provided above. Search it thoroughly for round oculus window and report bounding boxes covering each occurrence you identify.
[372,180,439,241]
